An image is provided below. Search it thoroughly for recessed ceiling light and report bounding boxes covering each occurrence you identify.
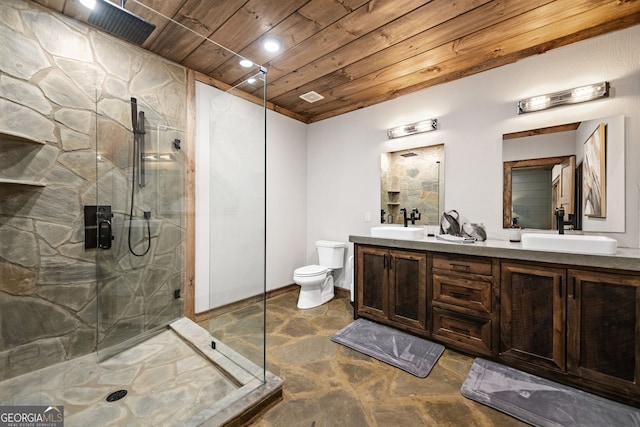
[262,36,282,53]
[299,91,324,103]
[239,59,253,68]
[79,0,96,9]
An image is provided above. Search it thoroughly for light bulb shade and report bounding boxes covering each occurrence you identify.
[387,119,438,139]
[518,81,609,114]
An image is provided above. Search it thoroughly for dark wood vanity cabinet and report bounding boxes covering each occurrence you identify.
[355,245,427,335]
[353,238,640,405]
[500,262,567,371]
[501,261,640,404]
[431,253,499,357]
[567,269,640,397]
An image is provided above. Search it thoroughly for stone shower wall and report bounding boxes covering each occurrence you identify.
[0,0,187,380]
[381,144,445,225]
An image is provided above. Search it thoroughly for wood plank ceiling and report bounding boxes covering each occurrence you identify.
[34,0,640,123]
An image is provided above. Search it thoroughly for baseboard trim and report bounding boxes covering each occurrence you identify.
[194,284,299,323]
[194,284,350,323]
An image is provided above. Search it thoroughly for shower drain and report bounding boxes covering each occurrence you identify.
[106,389,128,402]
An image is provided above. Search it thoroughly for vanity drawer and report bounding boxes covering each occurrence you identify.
[432,254,492,276]
[432,307,492,356]
[432,274,491,313]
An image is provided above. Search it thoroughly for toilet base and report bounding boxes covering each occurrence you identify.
[297,276,334,309]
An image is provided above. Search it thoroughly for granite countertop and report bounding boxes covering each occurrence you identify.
[349,234,640,272]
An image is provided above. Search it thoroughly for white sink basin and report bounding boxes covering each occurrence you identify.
[521,233,617,255]
[371,226,424,240]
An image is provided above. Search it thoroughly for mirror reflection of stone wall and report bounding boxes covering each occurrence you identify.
[381,144,444,225]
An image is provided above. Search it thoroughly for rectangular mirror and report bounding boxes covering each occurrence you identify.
[503,155,576,230]
[503,115,625,232]
[381,144,444,225]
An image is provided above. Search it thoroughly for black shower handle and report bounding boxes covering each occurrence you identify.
[98,219,113,249]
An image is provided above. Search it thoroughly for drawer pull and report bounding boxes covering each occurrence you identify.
[450,325,470,335]
[450,291,471,300]
[450,263,470,272]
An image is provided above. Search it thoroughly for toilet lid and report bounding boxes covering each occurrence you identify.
[294,265,327,277]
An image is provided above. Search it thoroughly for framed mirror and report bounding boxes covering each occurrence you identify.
[503,155,576,229]
[381,144,444,225]
[502,115,625,232]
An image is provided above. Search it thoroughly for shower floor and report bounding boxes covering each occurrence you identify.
[0,318,281,426]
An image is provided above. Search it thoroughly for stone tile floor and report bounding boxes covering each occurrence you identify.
[0,318,280,427]
[201,289,528,427]
[0,329,238,426]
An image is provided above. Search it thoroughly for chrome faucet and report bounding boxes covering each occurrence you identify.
[555,208,574,234]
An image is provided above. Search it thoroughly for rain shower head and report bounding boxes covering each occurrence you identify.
[400,151,418,158]
[88,1,156,46]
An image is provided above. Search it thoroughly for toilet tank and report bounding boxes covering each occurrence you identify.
[316,240,347,269]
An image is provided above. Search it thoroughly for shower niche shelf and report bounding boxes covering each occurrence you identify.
[0,178,46,198]
[1,129,48,198]
[0,130,46,145]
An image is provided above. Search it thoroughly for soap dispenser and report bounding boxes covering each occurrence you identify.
[509,217,521,243]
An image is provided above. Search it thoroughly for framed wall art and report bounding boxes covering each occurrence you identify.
[583,123,606,218]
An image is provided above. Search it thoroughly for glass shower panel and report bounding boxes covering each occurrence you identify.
[204,70,267,380]
[96,96,185,358]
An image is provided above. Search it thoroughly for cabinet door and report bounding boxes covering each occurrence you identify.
[388,249,427,331]
[356,245,388,320]
[567,269,640,392]
[500,262,566,371]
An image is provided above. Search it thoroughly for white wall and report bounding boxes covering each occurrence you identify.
[265,110,308,291]
[195,83,307,312]
[307,26,640,290]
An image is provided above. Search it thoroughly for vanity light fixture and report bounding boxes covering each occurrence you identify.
[517,81,610,114]
[387,118,438,139]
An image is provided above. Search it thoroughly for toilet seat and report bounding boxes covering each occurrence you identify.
[294,265,328,277]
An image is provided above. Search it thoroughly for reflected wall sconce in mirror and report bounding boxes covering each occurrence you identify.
[517,81,610,114]
[387,118,438,139]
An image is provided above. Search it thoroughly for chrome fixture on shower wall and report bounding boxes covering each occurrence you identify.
[83,0,156,45]
[387,118,438,139]
[517,81,610,114]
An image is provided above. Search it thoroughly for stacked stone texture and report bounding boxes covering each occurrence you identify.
[0,0,187,380]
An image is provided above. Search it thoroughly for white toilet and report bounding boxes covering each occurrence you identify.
[293,240,347,309]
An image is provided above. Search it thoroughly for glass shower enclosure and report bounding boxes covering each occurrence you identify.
[95,96,185,358]
[194,69,268,380]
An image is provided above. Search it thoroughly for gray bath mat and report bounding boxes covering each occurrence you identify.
[461,358,640,427]
[330,318,444,377]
